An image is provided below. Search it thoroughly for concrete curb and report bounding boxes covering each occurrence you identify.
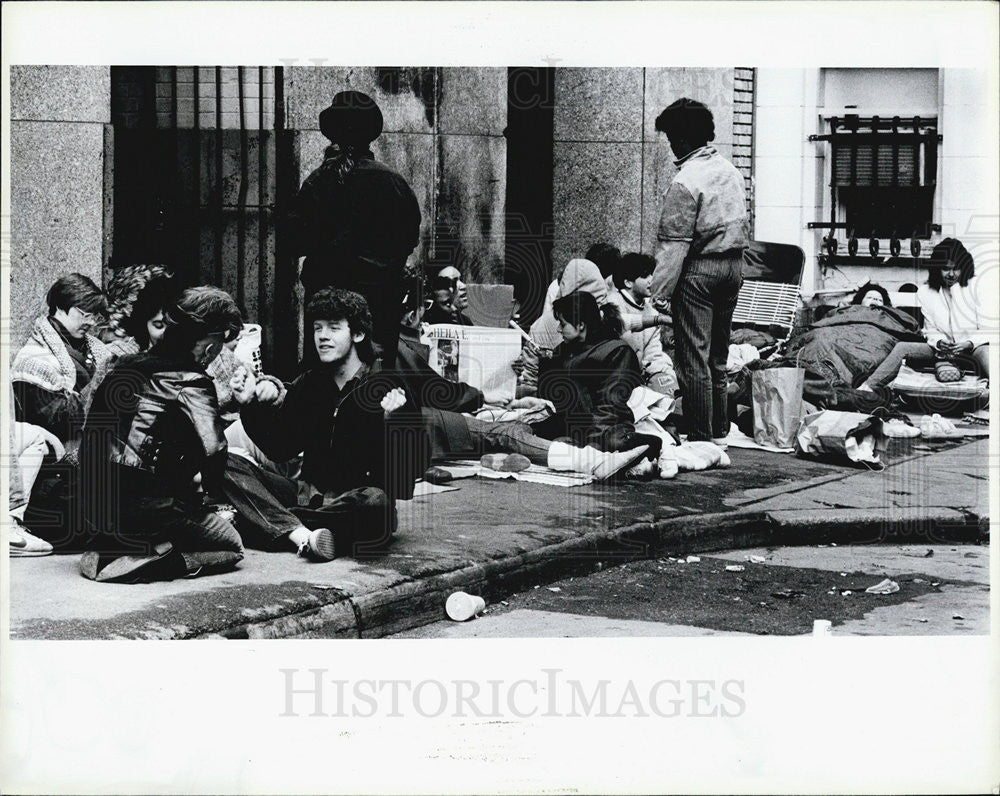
[203,505,986,640]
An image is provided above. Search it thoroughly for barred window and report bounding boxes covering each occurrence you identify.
[823,115,939,242]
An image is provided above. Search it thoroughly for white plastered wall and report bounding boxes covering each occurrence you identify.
[754,67,998,311]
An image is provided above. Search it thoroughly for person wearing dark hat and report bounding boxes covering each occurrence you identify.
[284,90,422,368]
[650,98,750,446]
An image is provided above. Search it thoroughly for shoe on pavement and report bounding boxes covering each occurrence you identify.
[934,360,962,383]
[625,457,657,479]
[297,528,336,561]
[658,447,679,480]
[592,445,650,481]
[480,453,532,473]
[9,520,53,557]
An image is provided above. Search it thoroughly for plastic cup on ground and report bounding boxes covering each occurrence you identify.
[446,591,486,621]
[812,619,832,637]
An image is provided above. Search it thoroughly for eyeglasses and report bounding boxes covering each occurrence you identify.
[72,306,100,324]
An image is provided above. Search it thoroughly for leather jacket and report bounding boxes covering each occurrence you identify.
[82,352,228,502]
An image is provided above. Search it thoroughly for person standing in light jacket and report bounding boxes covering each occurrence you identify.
[650,98,750,444]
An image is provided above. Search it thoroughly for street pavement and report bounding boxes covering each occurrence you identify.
[392,543,990,637]
[6,434,992,639]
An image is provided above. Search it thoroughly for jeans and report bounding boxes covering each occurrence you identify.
[866,341,989,388]
[9,423,50,520]
[672,253,744,440]
[222,452,395,555]
[430,412,662,464]
[84,494,244,580]
[464,417,552,464]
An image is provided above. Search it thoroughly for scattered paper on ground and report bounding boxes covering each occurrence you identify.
[438,460,594,488]
[412,481,461,497]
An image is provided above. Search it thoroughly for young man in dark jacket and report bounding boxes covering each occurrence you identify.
[222,288,430,560]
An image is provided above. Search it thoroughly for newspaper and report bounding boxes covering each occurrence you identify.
[420,323,522,404]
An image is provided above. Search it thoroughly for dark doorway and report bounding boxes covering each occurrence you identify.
[109,66,299,376]
[504,67,555,327]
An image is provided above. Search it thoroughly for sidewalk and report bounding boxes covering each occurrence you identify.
[7,436,990,640]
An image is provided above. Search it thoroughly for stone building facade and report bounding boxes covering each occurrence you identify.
[9,65,753,372]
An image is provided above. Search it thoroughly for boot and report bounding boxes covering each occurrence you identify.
[547,441,651,481]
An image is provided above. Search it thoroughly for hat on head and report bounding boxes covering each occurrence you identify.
[319,91,384,145]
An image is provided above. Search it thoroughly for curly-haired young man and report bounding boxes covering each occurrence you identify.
[222,288,430,561]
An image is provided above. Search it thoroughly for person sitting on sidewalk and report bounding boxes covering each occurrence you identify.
[607,252,678,399]
[534,291,663,464]
[523,258,673,398]
[11,273,111,447]
[11,274,112,544]
[394,281,651,480]
[860,238,990,394]
[422,265,474,326]
[221,288,430,561]
[99,263,289,473]
[78,286,247,583]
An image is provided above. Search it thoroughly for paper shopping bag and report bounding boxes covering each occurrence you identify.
[751,366,805,449]
[794,410,887,467]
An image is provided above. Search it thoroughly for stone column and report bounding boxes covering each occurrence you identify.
[9,66,112,348]
[552,68,644,275]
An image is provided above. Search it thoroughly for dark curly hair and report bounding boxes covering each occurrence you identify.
[552,290,624,343]
[654,98,715,149]
[305,287,375,363]
[160,286,243,354]
[850,282,892,308]
[104,265,180,348]
[927,237,975,290]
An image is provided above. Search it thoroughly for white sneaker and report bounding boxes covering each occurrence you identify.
[658,447,679,479]
[625,457,657,479]
[711,438,729,450]
[9,520,53,557]
[592,445,651,481]
[297,528,336,561]
[882,419,921,438]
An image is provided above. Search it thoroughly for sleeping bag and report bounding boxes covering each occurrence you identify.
[782,305,924,408]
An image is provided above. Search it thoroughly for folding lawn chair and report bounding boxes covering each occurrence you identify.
[732,241,806,344]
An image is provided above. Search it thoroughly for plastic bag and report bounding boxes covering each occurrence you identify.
[795,410,886,467]
[751,366,805,449]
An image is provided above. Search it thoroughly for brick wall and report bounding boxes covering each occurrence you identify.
[733,67,756,235]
